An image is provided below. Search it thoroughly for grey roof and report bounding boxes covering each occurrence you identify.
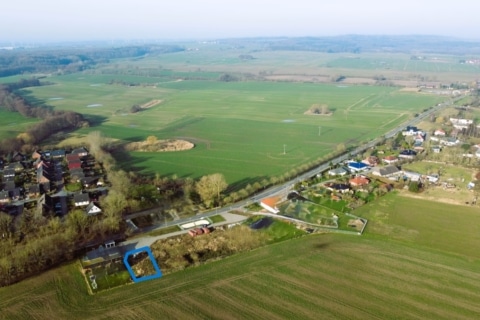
[74,193,90,203]
[372,165,401,176]
[71,147,89,155]
[51,150,66,158]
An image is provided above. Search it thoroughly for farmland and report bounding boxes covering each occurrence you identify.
[4,42,477,187]
[1,193,480,319]
[19,73,443,187]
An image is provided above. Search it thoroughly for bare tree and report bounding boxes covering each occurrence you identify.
[195,173,228,207]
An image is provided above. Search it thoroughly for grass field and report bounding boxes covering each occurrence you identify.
[1,191,480,319]
[19,74,443,187]
[0,109,40,140]
[6,47,471,186]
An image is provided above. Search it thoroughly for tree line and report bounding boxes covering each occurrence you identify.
[0,44,185,77]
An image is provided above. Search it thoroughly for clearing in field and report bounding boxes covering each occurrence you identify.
[140,99,163,109]
[125,138,194,152]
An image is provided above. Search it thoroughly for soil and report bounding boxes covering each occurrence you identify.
[125,139,194,152]
[140,99,163,109]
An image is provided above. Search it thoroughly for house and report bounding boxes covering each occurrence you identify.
[68,159,82,170]
[328,167,348,176]
[349,176,370,187]
[5,162,24,172]
[70,168,85,181]
[325,182,350,193]
[28,184,41,198]
[74,193,90,207]
[414,133,426,143]
[32,150,43,160]
[51,149,66,159]
[71,147,89,158]
[55,197,68,216]
[85,202,102,216]
[383,155,398,164]
[3,181,16,191]
[347,161,369,172]
[403,171,421,182]
[12,152,25,162]
[398,149,417,159]
[43,195,68,216]
[1,203,23,215]
[81,176,99,188]
[426,174,439,184]
[413,141,424,152]
[37,165,51,184]
[371,165,402,178]
[439,137,460,147]
[434,129,446,136]
[362,156,380,167]
[260,196,280,214]
[40,181,51,193]
[0,191,10,204]
[3,168,15,178]
[66,153,80,163]
[8,188,21,201]
[450,118,473,130]
[432,145,442,153]
[402,126,423,136]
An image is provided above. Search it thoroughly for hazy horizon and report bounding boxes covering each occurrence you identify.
[1,0,479,43]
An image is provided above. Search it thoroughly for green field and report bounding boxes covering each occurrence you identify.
[6,47,474,186]
[0,109,40,140]
[19,73,443,186]
[1,191,479,319]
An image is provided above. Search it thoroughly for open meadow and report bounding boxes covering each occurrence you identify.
[19,70,443,187]
[1,200,479,319]
[5,44,478,186]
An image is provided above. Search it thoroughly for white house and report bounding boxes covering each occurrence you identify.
[86,202,102,216]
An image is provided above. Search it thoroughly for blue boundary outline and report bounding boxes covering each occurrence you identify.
[123,246,162,283]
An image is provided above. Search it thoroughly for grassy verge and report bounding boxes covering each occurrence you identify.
[209,214,226,224]
[146,225,182,237]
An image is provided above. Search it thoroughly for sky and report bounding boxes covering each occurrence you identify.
[1,0,479,43]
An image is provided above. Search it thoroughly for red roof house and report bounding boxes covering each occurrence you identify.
[260,196,280,214]
[349,176,370,187]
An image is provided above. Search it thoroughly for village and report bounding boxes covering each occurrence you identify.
[0,147,106,218]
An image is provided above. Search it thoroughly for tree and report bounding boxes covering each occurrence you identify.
[66,209,89,237]
[195,173,228,207]
[108,170,132,196]
[102,190,127,216]
[146,135,158,145]
[0,213,13,238]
